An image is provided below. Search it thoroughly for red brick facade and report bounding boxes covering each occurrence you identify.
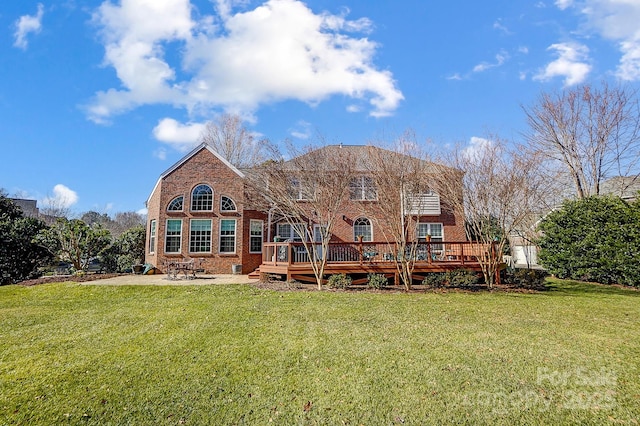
[145,144,467,274]
[145,145,265,274]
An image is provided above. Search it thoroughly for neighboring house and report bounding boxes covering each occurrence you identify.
[10,198,39,218]
[599,176,640,202]
[509,175,640,269]
[145,143,467,276]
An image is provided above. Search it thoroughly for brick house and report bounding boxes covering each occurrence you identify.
[145,143,266,275]
[145,143,467,275]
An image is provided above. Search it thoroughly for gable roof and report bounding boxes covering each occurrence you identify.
[600,176,640,201]
[146,143,245,205]
[283,144,448,173]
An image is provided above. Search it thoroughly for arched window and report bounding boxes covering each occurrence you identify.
[220,196,237,212]
[353,217,372,242]
[167,196,183,211]
[191,184,213,211]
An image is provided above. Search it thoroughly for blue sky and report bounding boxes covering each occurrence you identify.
[1,0,639,215]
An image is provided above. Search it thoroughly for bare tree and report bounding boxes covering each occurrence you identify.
[248,142,357,289]
[433,136,554,287]
[199,113,270,168]
[523,83,640,199]
[359,138,440,290]
[39,197,72,225]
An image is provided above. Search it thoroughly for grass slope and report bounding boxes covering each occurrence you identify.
[1,279,639,425]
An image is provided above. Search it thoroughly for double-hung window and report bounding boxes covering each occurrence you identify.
[277,223,305,241]
[349,176,377,200]
[219,219,237,253]
[418,223,443,251]
[165,219,182,253]
[249,220,263,253]
[288,178,313,201]
[190,219,212,253]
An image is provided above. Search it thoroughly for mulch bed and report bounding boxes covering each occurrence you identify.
[18,274,126,287]
[16,275,546,293]
[251,279,544,293]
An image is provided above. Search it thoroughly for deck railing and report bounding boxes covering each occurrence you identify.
[262,241,498,267]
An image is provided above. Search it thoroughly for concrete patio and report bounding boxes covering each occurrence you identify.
[83,274,259,286]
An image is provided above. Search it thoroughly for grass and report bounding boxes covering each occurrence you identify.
[0,279,639,425]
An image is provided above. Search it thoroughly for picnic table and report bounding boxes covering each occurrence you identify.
[165,259,198,280]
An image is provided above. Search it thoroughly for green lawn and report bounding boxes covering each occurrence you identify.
[1,280,639,425]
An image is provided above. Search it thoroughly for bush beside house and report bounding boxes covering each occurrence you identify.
[538,196,640,287]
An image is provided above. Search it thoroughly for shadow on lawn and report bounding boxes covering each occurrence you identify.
[545,279,640,297]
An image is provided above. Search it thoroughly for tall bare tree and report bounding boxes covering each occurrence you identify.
[359,139,440,290]
[433,136,554,287]
[248,142,357,289]
[523,83,640,199]
[199,113,270,168]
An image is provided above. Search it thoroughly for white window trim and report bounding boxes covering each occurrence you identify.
[167,195,184,212]
[353,217,373,242]
[219,218,237,254]
[189,219,213,254]
[220,195,238,212]
[149,220,157,254]
[191,184,214,212]
[350,176,377,201]
[249,219,264,253]
[418,222,444,240]
[277,222,305,241]
[165,218,183,254]
[313,224,328,243]
[289,178,314,201]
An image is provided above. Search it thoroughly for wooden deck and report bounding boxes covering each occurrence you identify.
[259,241,502,285]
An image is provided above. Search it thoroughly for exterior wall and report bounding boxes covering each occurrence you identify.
[242,210,267,274]
[270,200,466,244]
[145,181,162,269]
[145,148,266,274]
[146,144,467,275]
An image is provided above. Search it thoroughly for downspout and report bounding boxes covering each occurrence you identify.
[267,205,274,242]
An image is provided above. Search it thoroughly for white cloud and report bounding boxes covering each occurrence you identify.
[289,120,312,139]
[617,39,640,81]
[153,148,168,160]
[88,0,403,123]
[463,137,494,161]
[493,19,511,35]
[472,51,509,73]
[42,184,79,209]
[534,42,591,86]
[13,3,44,50]
[556,0,640,80]
[152,118,206,150]
[137,207,149,216]
[555,0,574,10]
